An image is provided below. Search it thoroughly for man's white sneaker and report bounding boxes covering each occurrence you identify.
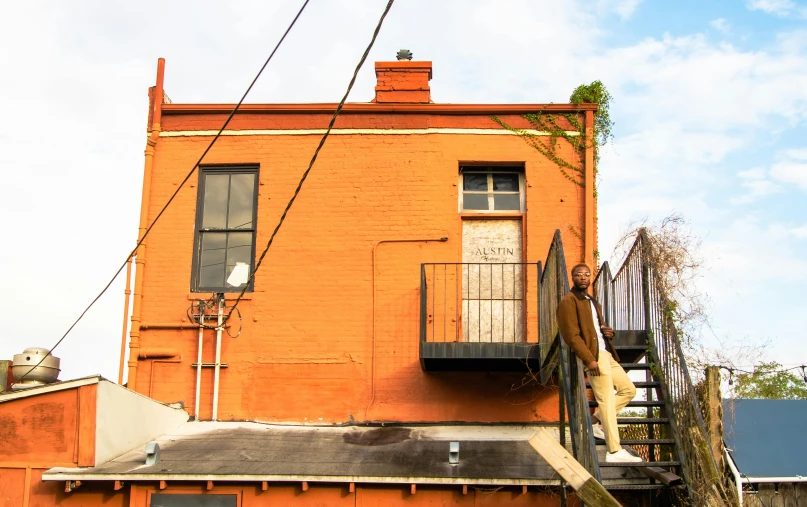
[591,423,605,440]
[605,449,643,464]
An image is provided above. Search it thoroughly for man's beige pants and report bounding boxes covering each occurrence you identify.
[589,350,637,453]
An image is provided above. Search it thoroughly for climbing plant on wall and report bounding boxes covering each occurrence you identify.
[492,80,613,183]
[491,81,614,254]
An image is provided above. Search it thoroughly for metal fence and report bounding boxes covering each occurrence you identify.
[596,230,739,506]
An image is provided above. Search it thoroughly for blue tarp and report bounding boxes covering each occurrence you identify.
[723,398,807,478]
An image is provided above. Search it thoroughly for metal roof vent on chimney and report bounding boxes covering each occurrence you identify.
[374,51,432,104]
[396,49,413,61]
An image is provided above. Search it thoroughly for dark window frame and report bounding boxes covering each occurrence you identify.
[191,165,259,293]
[459,165,525,213]
[149,492,239,507]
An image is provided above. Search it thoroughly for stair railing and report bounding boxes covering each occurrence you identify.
[539,230,601,497]
[598,229,739,505]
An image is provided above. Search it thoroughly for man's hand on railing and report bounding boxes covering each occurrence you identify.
[586,361,601,376]
[601,326,614,339]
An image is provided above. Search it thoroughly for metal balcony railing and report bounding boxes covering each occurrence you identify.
[419,262,541,345]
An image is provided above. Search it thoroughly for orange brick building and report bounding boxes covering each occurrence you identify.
[1,57,612,506]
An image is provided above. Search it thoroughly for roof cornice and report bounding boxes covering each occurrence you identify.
[161,103,598,115]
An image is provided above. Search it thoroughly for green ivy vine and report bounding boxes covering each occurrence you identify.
[491,80,614,187]
[492,82,613,262]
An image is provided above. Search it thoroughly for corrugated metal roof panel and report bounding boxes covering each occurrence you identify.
[723,399,807,479]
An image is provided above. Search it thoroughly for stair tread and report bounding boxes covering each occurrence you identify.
[589,400,664,407]
[604,484,671,490]
[617,417,669,424]
[600,460,680,467]
[618,439,677,445]
[620,363,652,369]
[586,381,660,388]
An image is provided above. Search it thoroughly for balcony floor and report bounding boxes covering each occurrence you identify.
[420,342,541,372]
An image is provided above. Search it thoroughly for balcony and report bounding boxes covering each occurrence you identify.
[419,263,543,371]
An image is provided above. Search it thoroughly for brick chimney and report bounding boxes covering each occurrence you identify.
[374,60,433,104]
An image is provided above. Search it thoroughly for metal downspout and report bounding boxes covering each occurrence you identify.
[117,257,133,384]
[128,57,165,391]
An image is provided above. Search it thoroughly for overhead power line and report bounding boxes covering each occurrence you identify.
[15,0,312,385]
[225,0,397,321]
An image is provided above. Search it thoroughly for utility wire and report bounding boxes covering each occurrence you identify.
[14,0,311,386]
[718,364,807,386]
[718,364,807,375]
[225,0,397,321]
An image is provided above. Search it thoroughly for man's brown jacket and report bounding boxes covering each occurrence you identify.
[556,288,619,365]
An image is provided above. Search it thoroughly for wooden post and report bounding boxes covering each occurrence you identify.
[702,366,725,471]
[528,428,622,507]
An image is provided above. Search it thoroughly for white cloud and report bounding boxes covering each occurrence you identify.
[611,0,644,20]
[747,0,807,17]
[770,161,807,189]
[793,225,807,238]
[732,167,783,203]
[710,18,731,33]
[783,148,807,160]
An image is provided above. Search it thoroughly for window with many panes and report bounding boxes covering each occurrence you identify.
[192,166,258,292]
[460,166,524,212]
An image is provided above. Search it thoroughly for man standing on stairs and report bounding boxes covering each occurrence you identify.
[557,263,641,464]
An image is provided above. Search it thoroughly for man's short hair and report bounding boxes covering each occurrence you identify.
[571,263,591,274]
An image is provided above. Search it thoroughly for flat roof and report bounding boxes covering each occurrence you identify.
[0,375,101,403]
[43,422,643,486]
[724,399,807,479]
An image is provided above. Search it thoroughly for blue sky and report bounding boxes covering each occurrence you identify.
[0,0,805,382]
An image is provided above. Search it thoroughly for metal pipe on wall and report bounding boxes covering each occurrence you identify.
[212,295,224,421]
[725,449,743,507]
[364,236,448,420]
[117,257,133,385]
[127,57,166,390]
[195,307,205,421]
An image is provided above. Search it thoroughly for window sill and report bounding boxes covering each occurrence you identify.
[460,213,525,219]
[187,292,254,301]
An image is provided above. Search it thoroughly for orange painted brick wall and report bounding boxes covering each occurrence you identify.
[0,385,99,507]
[133,109,590,424]
[127,482,578,507]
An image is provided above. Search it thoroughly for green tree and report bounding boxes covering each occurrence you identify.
[732,361,807,399]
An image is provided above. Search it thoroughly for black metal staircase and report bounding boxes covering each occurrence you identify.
[587,336,685,501]
[533,229,738,505]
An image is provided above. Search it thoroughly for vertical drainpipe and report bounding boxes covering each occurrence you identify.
[128,58,165,391]
[583,109,596,269]
[117,258,133,384]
